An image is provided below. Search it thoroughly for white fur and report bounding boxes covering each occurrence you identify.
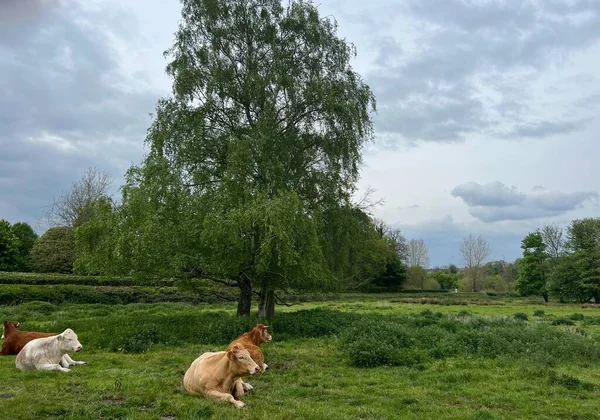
[15,328,85,372]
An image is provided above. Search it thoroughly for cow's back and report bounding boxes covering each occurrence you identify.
[183,351,226,395]
[2,331,56,355]
[15,336,57,370]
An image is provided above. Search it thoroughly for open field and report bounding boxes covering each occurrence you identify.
[2,295,600,419]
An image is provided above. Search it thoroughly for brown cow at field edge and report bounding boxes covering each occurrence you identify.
[1,321,56,356]
[183,344,260,408]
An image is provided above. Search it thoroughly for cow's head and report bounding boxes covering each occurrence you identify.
[251,324,272,344]
[227,344,260,375]
[2,321,20,340]
[57,328,83,353]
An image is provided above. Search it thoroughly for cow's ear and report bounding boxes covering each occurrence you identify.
[227,350,235,361]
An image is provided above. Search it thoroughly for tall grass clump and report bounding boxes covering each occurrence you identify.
[340,311,600,368]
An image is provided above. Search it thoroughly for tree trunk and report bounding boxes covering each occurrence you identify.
[265,289,275,318]
[542,292,548,303]
[258,285,267,318]
[237,274,252,316]
[594,293,600,304]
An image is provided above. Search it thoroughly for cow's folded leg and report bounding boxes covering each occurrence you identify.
[241,381,254,392]
[232,379,246,399]
[38,363,70,372]
[205,389,245,408]
[63,354,85,366]
[59,356,70,368]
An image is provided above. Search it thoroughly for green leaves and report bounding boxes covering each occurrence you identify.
[0,220,38,272]
[516,231,548,299]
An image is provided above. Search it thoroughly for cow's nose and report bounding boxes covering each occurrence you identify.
[76,346,82,352]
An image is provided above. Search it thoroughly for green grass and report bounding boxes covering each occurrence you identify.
[2,296,600,419]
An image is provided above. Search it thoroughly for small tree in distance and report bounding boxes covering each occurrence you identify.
[460,234,491,292]
[45,166,111,229]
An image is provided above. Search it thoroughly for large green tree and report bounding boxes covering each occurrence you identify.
[516,231,549,302]
[11,222,38,271]
[103,0,375,316]
[0,220,20,271]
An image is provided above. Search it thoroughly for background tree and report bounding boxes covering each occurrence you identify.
[515,231,549,302]
[428,270,461,290]
[10,222,38,271]
[107,0,375,316]
[30,227,76,273]
[45,166,111,228]
[407,238,429,268]
[407,238,429,289]
[74,198,121,276]
[373,218,409,263]
[567,218,600,303]
[0,220,20,271]
[460,234,491,292]
[541,223,565,258]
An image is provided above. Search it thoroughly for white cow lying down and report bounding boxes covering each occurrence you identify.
[15,328,85,372]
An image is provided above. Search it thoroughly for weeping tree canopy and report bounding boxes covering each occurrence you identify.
[77,0,376,316]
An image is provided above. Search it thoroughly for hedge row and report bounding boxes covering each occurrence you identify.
[0,271,175,287]
[0,284,238,306]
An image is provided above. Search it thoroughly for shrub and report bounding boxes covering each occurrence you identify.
[569,313,585,321]
[533,309,545,317]
[551,318,575,326]
[339,312,600,368]
[29,227,76,273]
[513,312,529,321]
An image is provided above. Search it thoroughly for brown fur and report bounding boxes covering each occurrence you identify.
[1,321,56,356]
[226,324,272,372]
[183,344,259,408]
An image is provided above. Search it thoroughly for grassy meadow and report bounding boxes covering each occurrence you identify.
[1,292,600,419]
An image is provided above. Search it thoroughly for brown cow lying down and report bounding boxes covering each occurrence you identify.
[1,321,56,355]
[2,321,84,368]
[226,323,272,393]
[183,344,260,408]
[227,323,272,372]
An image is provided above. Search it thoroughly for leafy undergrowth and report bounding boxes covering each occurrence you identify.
[340,309,600,368]
[2,302,600,418]
[1,339,599,419]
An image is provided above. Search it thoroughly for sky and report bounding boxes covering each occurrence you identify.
[1,0,599,267]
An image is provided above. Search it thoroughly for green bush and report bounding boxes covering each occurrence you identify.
[29,227,76,273]
[551,318,575,326]
[533,309,545,317]
[513,312,529,321]
[569,313,585,321]
[339,312,600,368]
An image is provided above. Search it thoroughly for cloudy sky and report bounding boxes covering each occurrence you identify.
[1,0,599,266]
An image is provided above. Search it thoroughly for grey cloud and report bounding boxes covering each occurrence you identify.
[451,182,525,207]
[452,181,599,223]
[364,0,600,145]
[0,1,161,231]
[509,118,592,138]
